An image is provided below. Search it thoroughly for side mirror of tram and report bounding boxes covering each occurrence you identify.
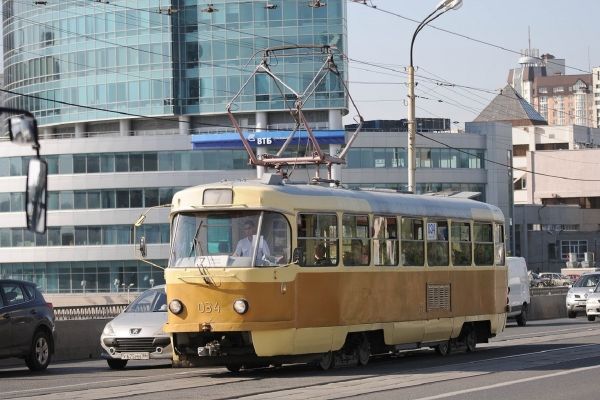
[25,158,48,234]
[5,108,46,234]
[9,115,39,144]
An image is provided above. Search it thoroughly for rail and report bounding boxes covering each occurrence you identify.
[54,304,127,321]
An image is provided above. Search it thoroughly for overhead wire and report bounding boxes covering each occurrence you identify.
[346,0,599,129]
[348,0,592,74]
[346,56,599,141]
[4,0,341,114]
[5,0,599,182]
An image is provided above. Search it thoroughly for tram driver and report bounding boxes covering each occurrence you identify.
[233,220,271,264]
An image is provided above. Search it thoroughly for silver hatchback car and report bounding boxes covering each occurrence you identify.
[100,285,171,369]
[566,273,600,318]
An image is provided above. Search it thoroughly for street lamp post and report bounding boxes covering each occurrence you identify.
[407,0,462,193]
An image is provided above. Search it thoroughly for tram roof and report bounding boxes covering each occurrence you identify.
[173,179,504,223]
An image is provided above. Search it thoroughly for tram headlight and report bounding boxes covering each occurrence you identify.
[169,299,184,315]
[233,299,249,315]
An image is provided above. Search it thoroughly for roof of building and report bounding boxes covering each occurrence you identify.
[533,74,592,96]
[474,84,547,126]
[533,73,591,91]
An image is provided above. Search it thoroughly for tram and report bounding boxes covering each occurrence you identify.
[162,177,508,370]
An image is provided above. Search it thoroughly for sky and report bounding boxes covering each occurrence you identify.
[344,0,600,127]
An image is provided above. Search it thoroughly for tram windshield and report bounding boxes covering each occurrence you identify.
[169,211,291,268]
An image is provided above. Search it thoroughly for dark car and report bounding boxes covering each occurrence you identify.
[0,279,56,371]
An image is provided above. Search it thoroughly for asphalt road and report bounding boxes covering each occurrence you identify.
[1,318,600,400]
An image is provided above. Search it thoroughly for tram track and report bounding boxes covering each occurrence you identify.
[2,321,600,400]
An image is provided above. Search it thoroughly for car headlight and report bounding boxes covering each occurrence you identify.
[169,299,184,315]
[567,292,574,299]
[233,299,249,315]
[103,322,115,336]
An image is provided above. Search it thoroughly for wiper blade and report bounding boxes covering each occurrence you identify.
[188,221,204,257]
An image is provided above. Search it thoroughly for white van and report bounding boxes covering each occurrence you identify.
[506,257,531,326]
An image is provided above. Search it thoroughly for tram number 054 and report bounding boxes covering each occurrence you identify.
[198,302,221,313]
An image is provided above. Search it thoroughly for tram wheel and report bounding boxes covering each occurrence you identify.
[226,364,242,373]
[356,336,370,366]
[435,341,451,356]
[465,330,477,352]
[318,351,335,371]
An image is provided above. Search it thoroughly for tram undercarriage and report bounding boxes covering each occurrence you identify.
[170,321,492,371]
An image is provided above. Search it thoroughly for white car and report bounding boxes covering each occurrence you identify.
[100,285,171,369]
[539,272,571,287]
[566,273,600,318]
[507,257,531,326]
[586,283,600,321]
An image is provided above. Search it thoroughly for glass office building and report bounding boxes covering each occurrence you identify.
[3,0,347,127]
[0,0,348,295]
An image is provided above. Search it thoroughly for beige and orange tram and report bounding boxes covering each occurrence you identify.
[164,178,508,370]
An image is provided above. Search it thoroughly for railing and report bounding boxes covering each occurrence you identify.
[41,129,181,140]
[54,304,128,321]
[530,286,570,296]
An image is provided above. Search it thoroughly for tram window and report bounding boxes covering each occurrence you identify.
[473,222,494,266]
[494,223,505,266]
[373,216,398,266]
[342,214,370,266]
[426,220,449,267]
[451,221,472,266]
[401,217,424,266]
[297,213,338,267]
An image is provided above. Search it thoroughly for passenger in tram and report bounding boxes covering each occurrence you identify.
[313,242,331,266]
[233,220,270,261]
[345,239,368,266]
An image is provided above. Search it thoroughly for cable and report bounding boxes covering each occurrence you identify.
[348,1,592,74]
[346,57,600,131]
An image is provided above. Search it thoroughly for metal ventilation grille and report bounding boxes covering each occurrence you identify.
[427,284,451,311]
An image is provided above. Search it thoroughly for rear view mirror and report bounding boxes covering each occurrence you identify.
[8,115,38,145]
[26,158,48,234]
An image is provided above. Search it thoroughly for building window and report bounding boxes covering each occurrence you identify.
[539,96,548,119]
[561,240,588,261]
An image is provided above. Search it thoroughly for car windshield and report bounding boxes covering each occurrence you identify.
[574,274,600,288]
[169,210,291,268]
[125,288,166,313]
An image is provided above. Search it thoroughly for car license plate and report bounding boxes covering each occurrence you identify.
[121,352,150,360]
